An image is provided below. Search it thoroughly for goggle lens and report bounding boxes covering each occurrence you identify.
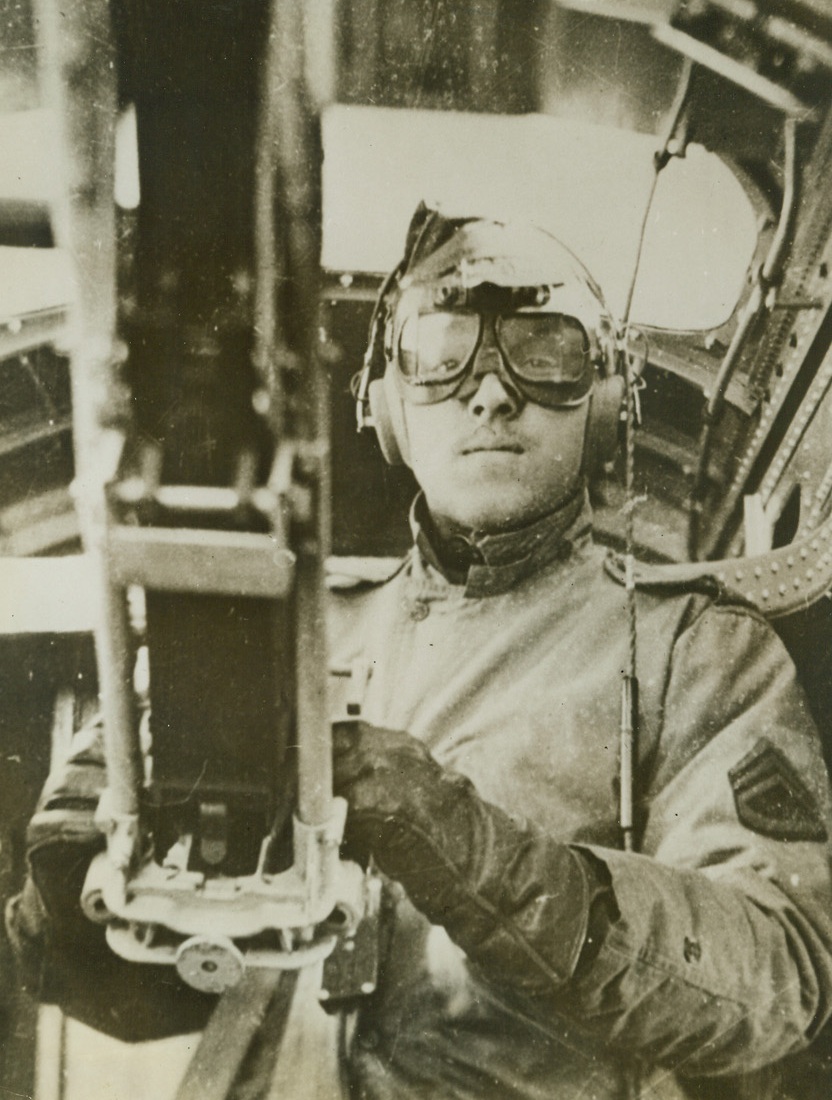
[496,314,589,386]
[397,311,594,405]
[398,312,480,384]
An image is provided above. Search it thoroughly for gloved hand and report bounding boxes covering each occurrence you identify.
[332,720,612,997]
[5,718,213,1040]
[6,719,107,990]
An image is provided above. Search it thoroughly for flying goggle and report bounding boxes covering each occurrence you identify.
[387,284,601,409]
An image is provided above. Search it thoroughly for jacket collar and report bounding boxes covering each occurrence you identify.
[409,489,592,598]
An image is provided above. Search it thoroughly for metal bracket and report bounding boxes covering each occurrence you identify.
[82,798,370,991]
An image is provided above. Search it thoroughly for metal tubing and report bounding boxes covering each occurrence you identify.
[97,567,142,818]
[295,545,333,825]
[32,0,119,482]
[266,0,333,827]
[108,525,295,598]
[689,117,799,558]
[113,481,280,520]
[704,117,798,426]
[35,0,141,820]
[253,0,289,436]
[762,118,799,289]
[619,676,638,853]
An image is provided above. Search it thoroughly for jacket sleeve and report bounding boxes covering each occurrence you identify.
[566,603,832,1076]
[6,718,213,1041]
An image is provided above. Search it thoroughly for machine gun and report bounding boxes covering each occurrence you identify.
[24,0,379,1091]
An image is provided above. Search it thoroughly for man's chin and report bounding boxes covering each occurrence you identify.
[431,490,541,534]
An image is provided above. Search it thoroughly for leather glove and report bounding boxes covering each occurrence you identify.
[8,719,107,985]
[5,719,212,1040]
[332,719,611,997]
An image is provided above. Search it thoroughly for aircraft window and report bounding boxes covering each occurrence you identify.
[321,105,760,333]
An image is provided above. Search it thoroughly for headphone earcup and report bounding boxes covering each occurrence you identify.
[583,374,625,475]
[368,375,408,466]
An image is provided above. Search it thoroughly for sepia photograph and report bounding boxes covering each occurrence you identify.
[2,1,832,1097]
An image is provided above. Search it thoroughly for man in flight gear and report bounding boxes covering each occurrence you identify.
[6,204,832,1098]
[327,203,832,1098]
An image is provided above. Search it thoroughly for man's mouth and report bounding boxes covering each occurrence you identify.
[460,435,524,455]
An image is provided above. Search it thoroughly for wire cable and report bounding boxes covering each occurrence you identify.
[614,57,694,1100]
[616,56,693,859]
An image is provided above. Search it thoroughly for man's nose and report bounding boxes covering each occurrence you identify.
[466,329,523,419]
[468,365,522,421]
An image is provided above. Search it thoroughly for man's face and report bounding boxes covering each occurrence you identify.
[401,358,590,535]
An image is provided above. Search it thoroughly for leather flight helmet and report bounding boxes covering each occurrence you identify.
[359,202,625,473]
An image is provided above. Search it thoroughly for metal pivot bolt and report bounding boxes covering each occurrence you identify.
[175,936,246,994]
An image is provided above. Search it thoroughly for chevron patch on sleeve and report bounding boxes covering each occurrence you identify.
[728,738,828,843]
